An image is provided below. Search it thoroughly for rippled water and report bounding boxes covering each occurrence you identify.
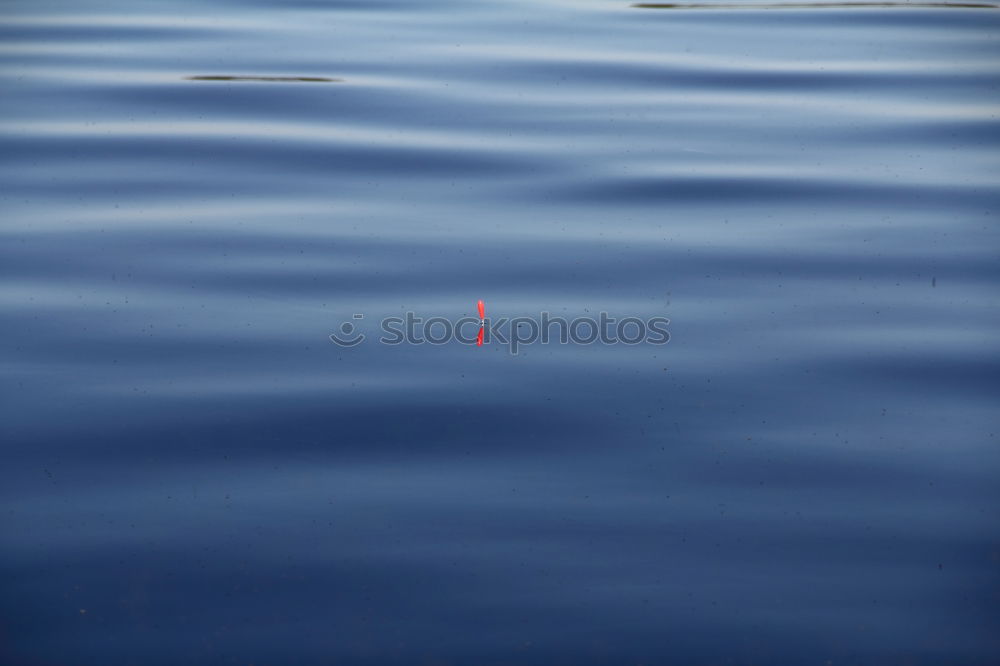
[2,0,999,663]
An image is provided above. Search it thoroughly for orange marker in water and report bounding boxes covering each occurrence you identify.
[476,300,485,346]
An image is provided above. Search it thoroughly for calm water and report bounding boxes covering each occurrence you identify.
[2,0,999,663]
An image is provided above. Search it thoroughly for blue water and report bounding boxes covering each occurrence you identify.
[2,1,999,663]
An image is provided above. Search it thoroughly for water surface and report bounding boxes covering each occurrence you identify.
[1,0,998,663]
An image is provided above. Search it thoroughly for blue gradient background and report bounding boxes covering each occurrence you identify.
[1,0,998,663]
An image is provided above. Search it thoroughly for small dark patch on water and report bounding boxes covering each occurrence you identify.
[632,2,997,8]
[185,75,340,82]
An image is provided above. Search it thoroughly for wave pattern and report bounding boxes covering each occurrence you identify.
[1,0,998,664]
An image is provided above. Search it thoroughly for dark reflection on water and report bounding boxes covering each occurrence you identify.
[186,75,340,82]
[1,0,998,664]
[633,2,998,8]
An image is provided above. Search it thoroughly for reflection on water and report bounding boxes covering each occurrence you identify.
[633,2,998,8]
[186,75,340,82]
[1,0,998,664]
